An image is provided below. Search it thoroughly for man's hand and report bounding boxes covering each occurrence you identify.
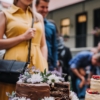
[72,68,85,81]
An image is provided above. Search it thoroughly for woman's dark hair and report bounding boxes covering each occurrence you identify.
[36,0,50,6]
[13,0,18,5]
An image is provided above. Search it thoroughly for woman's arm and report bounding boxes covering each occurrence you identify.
[0,12,35,50]
[40,14,48,60]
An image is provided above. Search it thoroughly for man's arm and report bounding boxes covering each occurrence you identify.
[71,65,85,86]
[71,68,85,81]
[69,54,85,82]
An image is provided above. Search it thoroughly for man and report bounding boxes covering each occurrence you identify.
[69,51,100,93]
[36,0,58,71]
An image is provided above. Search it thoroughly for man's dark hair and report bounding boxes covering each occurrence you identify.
[94,53,100,62]
[36,0,50,6]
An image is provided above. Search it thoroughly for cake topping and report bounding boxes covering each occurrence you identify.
[87,89,99,94]
[92,75,100,80]
[18,67,64,85]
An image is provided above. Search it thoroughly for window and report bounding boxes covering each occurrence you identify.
[94,8,100,46]
[76,12,87,48]
[61,18,70,37]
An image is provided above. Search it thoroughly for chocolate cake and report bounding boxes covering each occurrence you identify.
[16,82,50,100]
[15,68,70,100]
[50,82,70,100]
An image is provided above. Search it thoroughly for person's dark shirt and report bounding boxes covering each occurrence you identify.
[58,46,72,74]
[69,51,93,69]
[44,18,58,68]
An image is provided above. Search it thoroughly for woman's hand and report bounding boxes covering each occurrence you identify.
[79,76,85,88]
[79,81,85,88]
[81,76,85,83]
[22,28,36,40]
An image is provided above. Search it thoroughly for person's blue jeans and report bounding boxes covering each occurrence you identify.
[49,65,54,71]
[76,78,87,98]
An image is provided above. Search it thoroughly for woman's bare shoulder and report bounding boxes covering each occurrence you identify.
[0,12,6,21]
[0,12,6,33]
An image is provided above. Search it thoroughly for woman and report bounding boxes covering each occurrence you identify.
[0,0,48,99]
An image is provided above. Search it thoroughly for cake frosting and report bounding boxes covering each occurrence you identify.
[85,89,100,100]
[16,82,50,100]
[90,75,100,92]
[16,82,70,100]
